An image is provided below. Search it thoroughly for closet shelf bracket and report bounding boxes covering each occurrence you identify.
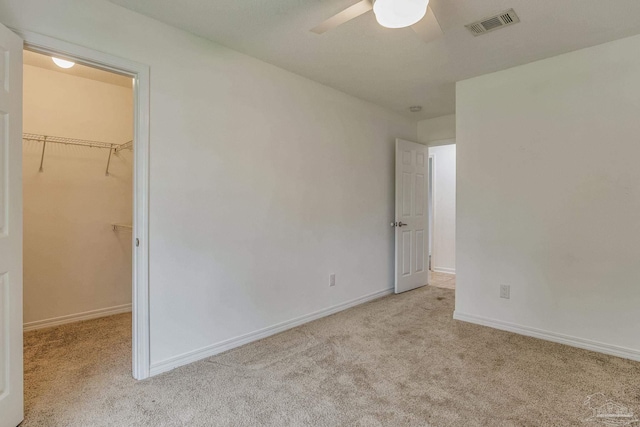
[105,148,114,176]
[107,140,132,176]
[38,136,47,172]
[115,140,133,153]
[112,223,133,232]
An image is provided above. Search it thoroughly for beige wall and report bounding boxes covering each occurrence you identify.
[456,33,640,359]
[23,63,133,326]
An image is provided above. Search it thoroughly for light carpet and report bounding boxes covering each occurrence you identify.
[22,282,640,426]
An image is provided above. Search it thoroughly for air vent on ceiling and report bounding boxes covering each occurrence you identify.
[465,9,520,36]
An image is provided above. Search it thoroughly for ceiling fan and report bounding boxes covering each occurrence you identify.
[311,0,443,44]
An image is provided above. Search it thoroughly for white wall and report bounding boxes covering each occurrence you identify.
[0,0,416,371]
[23,64,133,327]
[417,114,455,146]
[428,144,455,274]
[456,34,640,359]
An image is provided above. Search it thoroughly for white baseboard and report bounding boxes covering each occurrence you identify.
[453,311,640,362]
[432,267,455,274]
[23,303,132,332]
[150,287,394,377]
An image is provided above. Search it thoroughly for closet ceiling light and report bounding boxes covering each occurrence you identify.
[52,57,75,69]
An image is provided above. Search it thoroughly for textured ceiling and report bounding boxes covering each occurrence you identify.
[108,0,640,119]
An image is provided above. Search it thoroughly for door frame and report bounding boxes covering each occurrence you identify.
[426,140,456,275]
[427,153,435,270]
[12,29,151,380]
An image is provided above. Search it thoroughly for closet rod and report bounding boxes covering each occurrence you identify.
[22,133,133,175]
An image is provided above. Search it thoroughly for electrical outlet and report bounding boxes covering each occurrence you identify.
[330,274,336,287]
[500,285,510,299]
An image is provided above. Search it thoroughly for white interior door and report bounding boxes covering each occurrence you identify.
[394,139,428,293]
[0,23,24,427]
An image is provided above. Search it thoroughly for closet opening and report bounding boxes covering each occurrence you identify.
[427,143,456,290]
[21,48,136,397]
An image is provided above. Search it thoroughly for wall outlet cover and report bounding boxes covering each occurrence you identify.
[500,284,510,299]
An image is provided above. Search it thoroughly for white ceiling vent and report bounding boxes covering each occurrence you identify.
[465,9,520,36]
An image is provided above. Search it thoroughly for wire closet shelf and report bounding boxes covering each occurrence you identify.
[22,132,133,176]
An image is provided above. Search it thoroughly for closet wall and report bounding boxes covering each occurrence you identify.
[23,61,134,329]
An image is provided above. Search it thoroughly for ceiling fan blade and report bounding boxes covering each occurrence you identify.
[311,0,373,34]
[411,6,443,44]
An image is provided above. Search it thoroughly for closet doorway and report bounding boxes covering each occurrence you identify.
[14,30,151,385]
[21,48,135,393]
[427,143,456,290]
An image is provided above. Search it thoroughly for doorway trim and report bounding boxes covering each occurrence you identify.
[428,153,435,271]
[13,29,151,380]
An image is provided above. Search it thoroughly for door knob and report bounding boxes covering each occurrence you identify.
[391,222,408,227]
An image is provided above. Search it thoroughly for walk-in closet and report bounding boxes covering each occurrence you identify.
[22,50,133,341]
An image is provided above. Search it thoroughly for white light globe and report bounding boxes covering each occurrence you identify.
[373,0,429,29]
[52,57,75,69]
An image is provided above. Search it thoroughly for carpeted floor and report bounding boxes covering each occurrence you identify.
[429,271,455,290]
[22,275,640,426]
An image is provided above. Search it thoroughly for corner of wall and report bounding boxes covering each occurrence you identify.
[417,114,456,145]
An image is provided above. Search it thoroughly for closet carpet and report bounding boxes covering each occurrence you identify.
[23,278,640,426]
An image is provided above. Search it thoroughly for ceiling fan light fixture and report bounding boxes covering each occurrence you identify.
[373,0,429,29]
